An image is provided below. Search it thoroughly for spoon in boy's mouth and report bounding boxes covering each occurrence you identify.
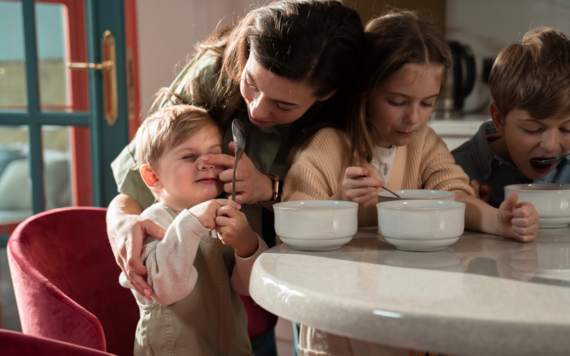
[530,153,570,165]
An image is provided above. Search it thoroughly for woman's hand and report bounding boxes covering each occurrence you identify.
[107,194,166,300]
[497,192,539,242]
[330,167,384,205]
[202,142,273,204]
[215,204,259,258]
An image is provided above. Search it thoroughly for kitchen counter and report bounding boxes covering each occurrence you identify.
[250,227,570,356]
[428,114,490,151]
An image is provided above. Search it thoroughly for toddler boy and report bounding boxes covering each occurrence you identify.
[453,27,570,208]
[119,104,267,356]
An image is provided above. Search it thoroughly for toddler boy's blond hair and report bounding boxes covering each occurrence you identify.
[135,104,219,169]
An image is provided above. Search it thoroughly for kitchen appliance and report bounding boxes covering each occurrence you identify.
[437,41,476,118]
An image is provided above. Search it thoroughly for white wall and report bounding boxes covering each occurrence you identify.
[446,0,570,114]
[136,0,265,115]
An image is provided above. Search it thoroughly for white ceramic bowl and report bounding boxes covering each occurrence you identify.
[274,200,358,251]
[377,189,455,203]
[377,200,466,252]
[504,183,570,229]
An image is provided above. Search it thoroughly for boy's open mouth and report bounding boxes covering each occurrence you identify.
[530,159,553,173]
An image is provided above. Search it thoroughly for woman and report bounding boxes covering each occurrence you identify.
[107,0,365,354]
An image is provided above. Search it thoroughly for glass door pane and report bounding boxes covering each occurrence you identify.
[0,125,32,227]
[35,0,89,113]
[0,0,27,111]
[42,125,72,210]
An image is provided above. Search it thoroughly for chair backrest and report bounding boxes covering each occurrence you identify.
[8,207,139,356]
[1,329,114,356]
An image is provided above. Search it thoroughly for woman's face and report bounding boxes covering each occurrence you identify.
[367,63,442,148]
[240,56,322,127]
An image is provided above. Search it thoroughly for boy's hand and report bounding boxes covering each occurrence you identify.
[215,205,258,258]
[330,167,384,205]
[470,180,491,204]
[497,193,539,242]
[189,199,241,230]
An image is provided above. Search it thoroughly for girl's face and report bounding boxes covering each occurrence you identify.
[367,63,442,148]
[240,56,326,127]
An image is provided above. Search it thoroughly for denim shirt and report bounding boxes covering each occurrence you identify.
[452,120,570,208]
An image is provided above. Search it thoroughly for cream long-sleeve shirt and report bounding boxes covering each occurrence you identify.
[283,126,474,227]
[119,202,267,306]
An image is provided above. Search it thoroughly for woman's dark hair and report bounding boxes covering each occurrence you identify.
[347,10,452,165]
[163,0,365,141]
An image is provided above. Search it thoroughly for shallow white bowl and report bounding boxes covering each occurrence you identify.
[377,189,455,203]
[504,183,570,229]
[274,200,358,251]
[377,200,466,252]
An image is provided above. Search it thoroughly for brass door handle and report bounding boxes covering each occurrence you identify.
[66,30,118,126]
[67,61,113,70]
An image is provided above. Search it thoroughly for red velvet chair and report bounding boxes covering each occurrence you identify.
[0,329,115,356]
[7,207,139,356]
[8,207,277,355]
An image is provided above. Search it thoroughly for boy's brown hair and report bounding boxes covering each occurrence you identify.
[489,27,570,120]
[136,93,219,168]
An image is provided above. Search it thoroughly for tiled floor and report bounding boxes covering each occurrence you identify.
[1,247,294,354]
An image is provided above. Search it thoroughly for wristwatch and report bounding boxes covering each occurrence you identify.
[263,172,280,203]
[257,172,280,210]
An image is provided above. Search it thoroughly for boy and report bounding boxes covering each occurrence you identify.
[119,103,267,356]
[453,27,570,208]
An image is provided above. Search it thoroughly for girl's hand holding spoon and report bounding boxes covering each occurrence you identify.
[329,167,386,205]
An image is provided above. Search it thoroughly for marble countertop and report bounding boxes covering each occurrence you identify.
[250,227,570,356]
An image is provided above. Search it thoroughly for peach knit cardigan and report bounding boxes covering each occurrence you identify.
[283,126,474,227]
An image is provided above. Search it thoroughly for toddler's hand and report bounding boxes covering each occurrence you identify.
[215,205,258,257]
[189,199,241,230]
[469,180,491,204]
[497,193,539,242]
[331,167,384,205]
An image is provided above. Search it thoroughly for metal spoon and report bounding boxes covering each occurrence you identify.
[382,187,401,198]
[231,119,246,201]
[360,174,401,198]
[530,153,570,165]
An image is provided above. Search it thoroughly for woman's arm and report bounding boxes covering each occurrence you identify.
[106,193,165,298]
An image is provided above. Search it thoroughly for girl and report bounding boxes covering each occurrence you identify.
[107,1,365,353]
[283,10,539,355]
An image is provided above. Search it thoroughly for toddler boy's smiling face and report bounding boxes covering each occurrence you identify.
[501,108,570,181]
[153,124,224,211]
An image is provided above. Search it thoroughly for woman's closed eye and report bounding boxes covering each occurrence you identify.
[421,101,435,108]
[276,103,293,112]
